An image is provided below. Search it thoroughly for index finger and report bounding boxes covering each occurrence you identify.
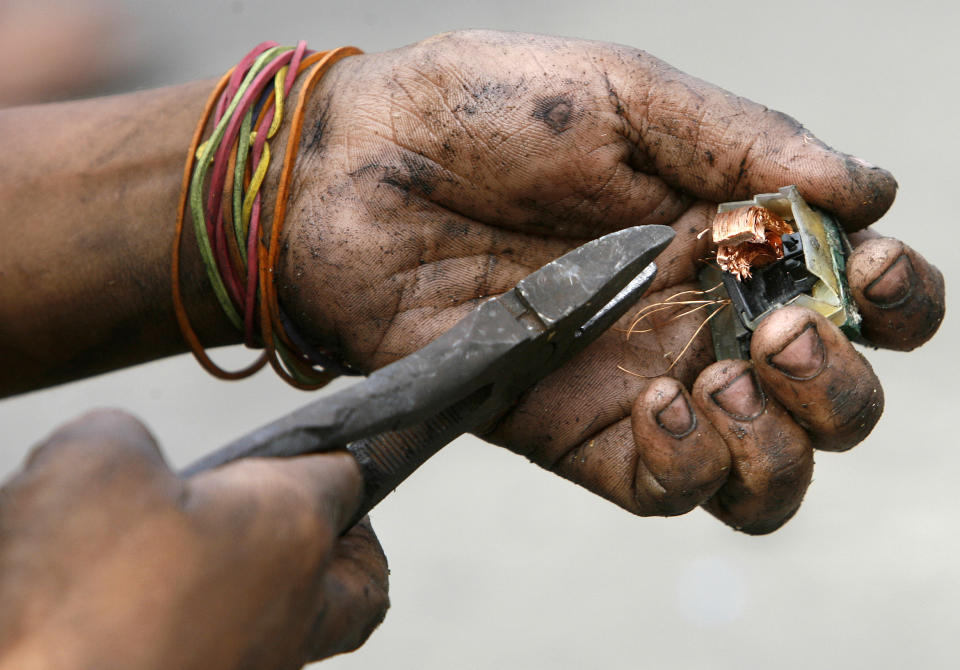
[599,43,897,229]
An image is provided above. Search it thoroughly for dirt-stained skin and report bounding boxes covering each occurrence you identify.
[847,236,945,351]
[0,410,389,667]
[752,306,885,452]
[274,30,945,534]
[694,361,814,534]
[7,29,946,667]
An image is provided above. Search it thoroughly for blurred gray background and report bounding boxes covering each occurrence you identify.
[1,0,956,668]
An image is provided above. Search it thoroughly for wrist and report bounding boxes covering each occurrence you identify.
[274,54,369,372]
[178,45,366,385]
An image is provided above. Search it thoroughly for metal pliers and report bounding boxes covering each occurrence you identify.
[183,225,674,526]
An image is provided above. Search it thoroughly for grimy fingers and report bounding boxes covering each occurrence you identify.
[602,45,897,229]
[693,361,814,534]
[751,306,884,452]
[547,378,730,517]
[488,294,725,518]
[847,235,945,351]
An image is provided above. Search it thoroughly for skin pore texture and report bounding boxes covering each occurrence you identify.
[0,30,945,670]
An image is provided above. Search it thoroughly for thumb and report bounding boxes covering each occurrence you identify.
[608,48,896,229]
[264,451,365,535]
[188,450,364,539]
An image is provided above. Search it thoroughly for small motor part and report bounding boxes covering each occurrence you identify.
[699,185,862,360]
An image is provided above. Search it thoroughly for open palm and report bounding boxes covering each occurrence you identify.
[280,31,943,533]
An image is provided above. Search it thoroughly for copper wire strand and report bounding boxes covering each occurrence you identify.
[617,301,729,379]
[625,299,729,336]
[621,299,721,336]
[615,284,725,336]
[626,295,723,323]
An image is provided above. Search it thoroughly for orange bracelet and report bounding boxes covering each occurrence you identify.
[172,44,362,388]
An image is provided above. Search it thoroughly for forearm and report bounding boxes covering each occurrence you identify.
[0,81,240,396]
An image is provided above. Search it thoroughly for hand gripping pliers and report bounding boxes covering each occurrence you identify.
[183,225,674,527]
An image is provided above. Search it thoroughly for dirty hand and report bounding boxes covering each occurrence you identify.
[280,30,945,533]
[0,411,389,670]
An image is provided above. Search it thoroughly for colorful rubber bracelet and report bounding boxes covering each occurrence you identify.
[173,43,362,386]
[259,46,362,388]
[172,69,267,379]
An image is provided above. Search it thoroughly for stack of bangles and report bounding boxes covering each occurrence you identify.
[172,41,362,389]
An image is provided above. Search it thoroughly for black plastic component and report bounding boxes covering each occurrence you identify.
[721,233,817,326]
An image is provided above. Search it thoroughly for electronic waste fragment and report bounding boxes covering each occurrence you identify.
[698,185,861,360]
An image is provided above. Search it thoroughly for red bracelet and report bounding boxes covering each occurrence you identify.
[172,43,363,388]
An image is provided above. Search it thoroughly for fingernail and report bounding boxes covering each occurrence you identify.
[710,369,765,420]
[864,254,916,309]
[655,390,697,439]
[767,323,826,380]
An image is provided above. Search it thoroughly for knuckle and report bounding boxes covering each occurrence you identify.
[26,408,161,471]
[412,30,496,58]
[762,108,808,137]
[419,28,474,45]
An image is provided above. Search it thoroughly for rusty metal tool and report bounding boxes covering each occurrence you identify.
[182,225,674,525]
